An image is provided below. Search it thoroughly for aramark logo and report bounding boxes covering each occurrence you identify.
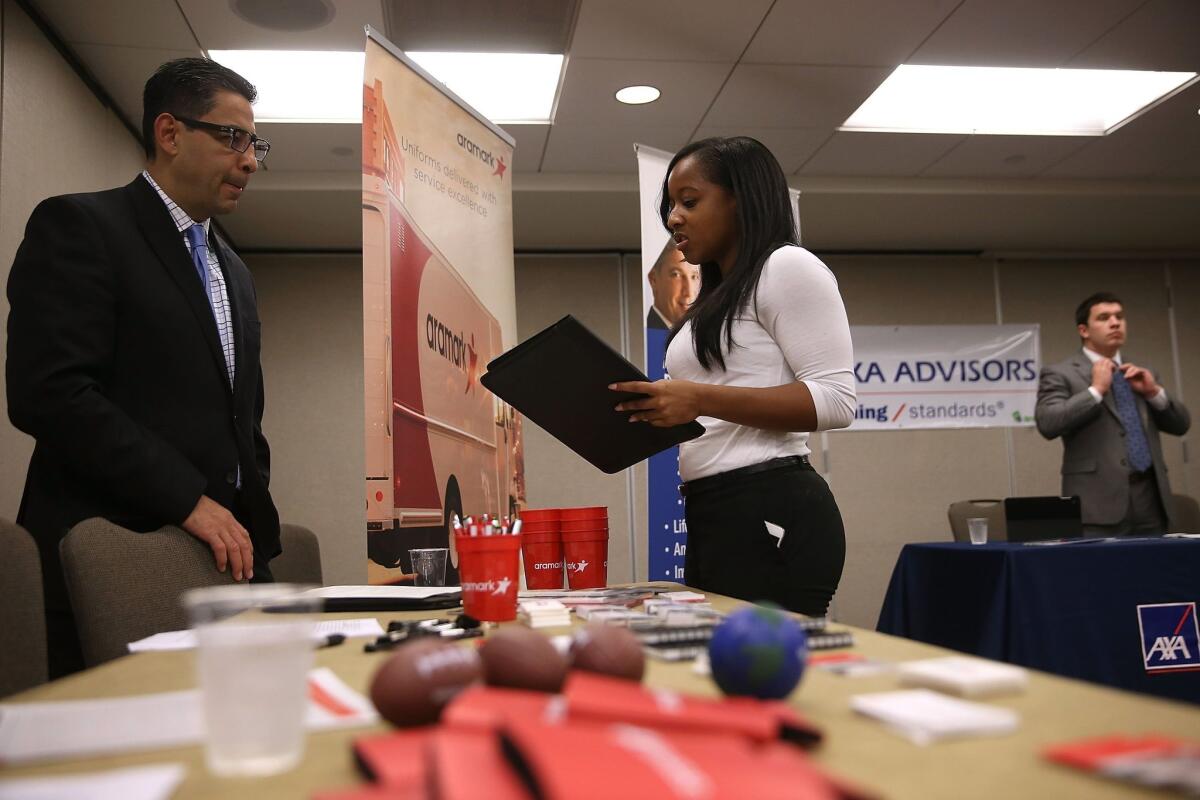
[462,577,513,597]
[533,561,563,570]
[567,559,590,574]
[425,313,479,393]
[457,133,506,180]
[1137,602,1200,674]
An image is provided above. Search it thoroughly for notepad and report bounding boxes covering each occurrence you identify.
[481,315,705,473]
[128,618,385,652]
[851,689,1019,745]
[897,656,1029,697]
[0,763,185,800]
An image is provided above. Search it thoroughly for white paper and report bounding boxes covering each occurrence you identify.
[0,763,186,800]
[898,656,1028,697]
[0,668,376,765]
[128,619,385,652]
[304,585,459,599]
[851,689,1018,745]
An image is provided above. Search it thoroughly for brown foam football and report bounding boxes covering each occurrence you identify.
[479,627,569,693]
[369,639,483,727]
[570,624,645,682]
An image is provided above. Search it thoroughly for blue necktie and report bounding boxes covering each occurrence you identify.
[1111,369,1153,473]
[185,223,214,316]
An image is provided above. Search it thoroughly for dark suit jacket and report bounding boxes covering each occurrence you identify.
[6,176,281,611]
[1035,351,1190,528]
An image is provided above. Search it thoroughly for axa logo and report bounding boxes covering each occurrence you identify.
[1137,602,1200,674]
[461,576,512,597]
[425,313,479,393]
[567,559,590,574]
[457,133,506,180]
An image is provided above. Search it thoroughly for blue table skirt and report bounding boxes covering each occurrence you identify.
[877,539,1200,705]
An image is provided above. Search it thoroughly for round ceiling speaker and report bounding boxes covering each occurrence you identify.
[229,0,335,32]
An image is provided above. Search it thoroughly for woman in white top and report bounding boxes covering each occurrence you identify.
[611,137,855,615]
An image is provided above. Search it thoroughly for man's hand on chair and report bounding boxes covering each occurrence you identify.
[182,495,254,581]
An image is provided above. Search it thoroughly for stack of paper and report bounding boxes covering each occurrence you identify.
[0,764,185,800]
[851,689,1019,745]
[128,618,385,653]
[0,668,376,765]
[519,599,571,628]
[898,656,1029,697]
[658,590,706,603]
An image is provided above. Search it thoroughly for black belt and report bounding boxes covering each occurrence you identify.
[679,455,811,497]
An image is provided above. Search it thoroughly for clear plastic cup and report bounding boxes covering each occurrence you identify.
[183,584,318,777]
[967,517,989,545]
[409,547,449,586]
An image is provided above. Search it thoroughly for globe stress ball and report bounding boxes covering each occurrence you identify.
[708,605,807,699]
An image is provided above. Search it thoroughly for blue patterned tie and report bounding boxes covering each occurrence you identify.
[1111,369,1152,473]
[185,224,214,316]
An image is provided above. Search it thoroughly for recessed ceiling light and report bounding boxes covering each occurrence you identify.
[842,64,1197,136]
[209,50,364,123]
[615,85,661,105]
[405,52,564,124]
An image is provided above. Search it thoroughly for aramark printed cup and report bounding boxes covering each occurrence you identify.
[455,532,522,621]
[522,530,564,589]
[562,527,609,590]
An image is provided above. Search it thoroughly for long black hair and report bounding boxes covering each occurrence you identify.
[660,137,798,371]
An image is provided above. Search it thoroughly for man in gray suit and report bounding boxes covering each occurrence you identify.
[1035,292,1190,534]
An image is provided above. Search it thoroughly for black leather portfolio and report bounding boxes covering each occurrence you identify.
[481,315,705,473]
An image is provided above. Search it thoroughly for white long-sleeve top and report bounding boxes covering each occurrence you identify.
[665,245,855,481]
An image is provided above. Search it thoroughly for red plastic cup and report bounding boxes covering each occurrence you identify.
[517,520,561,534]
[560,506,607,522]
[455,533,522,621]
[522,531,564,590]
[560,519,609,533]
[562,528,608,589]
[519,508,561,523]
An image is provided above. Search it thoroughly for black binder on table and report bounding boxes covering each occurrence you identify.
[1004,496,1083,542]
[481,315,705,474]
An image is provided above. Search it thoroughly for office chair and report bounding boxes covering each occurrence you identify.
[0,518,48,696]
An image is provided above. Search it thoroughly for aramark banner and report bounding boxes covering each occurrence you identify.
[849,325,1040,430]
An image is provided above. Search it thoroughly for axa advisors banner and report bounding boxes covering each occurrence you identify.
[849,325,1040,430]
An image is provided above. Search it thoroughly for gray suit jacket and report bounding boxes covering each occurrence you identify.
[1035,351,1190,528]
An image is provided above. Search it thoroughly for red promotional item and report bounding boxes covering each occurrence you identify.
[441,684,564,732]
[500,719,851,800]
[563,671,821,746]
[352,728,432,791]
[455,532,521,621]
[562,529,608,589]
[518,508,561,522]
[1044,733,1200,794]
[560,506,608,521]
[431,728,531,800]
[522,531,564,589]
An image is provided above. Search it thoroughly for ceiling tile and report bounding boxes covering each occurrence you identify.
[500,124,551,173]
[797,131,963,176]
[251,123,360,172]
[72,43,200,132]
[1070,0,1200,71]
[744,0,957,66]
[1043,83,1200,178]
[540,124,692,172]
[35,0,197,49]
[552,58,730,129]
[570,0,773,62]
[178,0,384,50]
[703,64,891,128]
[383,0,576,52]
[921,135,1092,178]
[911,0,1145,67]
[692,127,832,173]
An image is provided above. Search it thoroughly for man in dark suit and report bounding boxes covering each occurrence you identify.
[6,58,280,676]
[1035,292,1191,535]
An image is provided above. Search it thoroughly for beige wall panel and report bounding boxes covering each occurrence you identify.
[998,259,1193,511]
[247,255,365,586]
[823,256,1008,627]
[1166,261,1199,501]
[514,254,637,582]
[621,253,649,580]
[1,0,144,520]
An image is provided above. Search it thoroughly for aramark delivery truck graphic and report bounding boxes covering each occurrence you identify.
[363,80,524,584]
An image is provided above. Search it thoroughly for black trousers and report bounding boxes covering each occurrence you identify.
[683,459,845,617]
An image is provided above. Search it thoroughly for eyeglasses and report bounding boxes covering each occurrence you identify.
[174,116,271,162]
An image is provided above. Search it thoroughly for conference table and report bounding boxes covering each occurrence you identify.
[3,585,1200,799]
[877,538,1200,705]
